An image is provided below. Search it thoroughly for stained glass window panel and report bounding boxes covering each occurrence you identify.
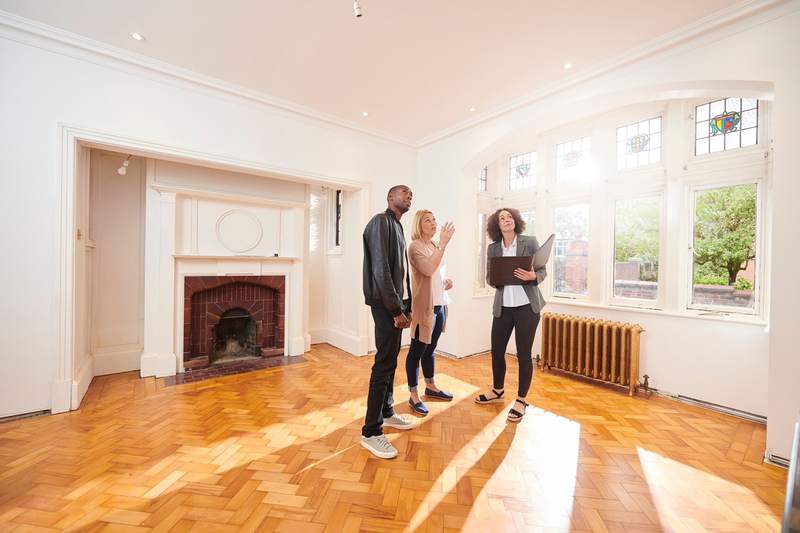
[556,137,591,182]
[695,98,758,155]
[508,152,536,191]
[617,117,661,170]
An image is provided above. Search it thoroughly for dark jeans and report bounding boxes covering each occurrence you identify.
[362,306,403,437]
[491,305,540,398]
[405,306,445,391]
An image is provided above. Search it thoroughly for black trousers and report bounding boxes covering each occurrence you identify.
[362,306,403,437]
[490,305,540,397]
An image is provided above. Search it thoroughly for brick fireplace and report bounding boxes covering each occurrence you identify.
[183,275,285,367]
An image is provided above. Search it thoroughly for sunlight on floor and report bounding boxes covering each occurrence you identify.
[637,447,781,531]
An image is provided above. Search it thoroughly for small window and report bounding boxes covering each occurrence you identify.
[617,117,662,170]
[475,212,489,291]
[520,210,536,237]
[334,190,343,247]
[691,183,757,311]
[613,197,661,301]
[695,98,758,156]
[478,166,488,192]
[508,152,536,191]
[553,204,590,296]
[556,137,592,182]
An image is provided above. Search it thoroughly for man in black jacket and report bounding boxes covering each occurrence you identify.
[360,185,414,459]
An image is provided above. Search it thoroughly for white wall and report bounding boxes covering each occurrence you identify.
[415,5,800,458]
[0,22,415,418]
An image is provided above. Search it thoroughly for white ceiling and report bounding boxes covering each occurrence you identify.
[0,0,741,143]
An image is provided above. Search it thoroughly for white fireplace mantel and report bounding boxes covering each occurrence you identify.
[139,174,307,378]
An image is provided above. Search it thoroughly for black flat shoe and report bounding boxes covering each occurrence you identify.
[408,398,429,416]
[424,388,453,401]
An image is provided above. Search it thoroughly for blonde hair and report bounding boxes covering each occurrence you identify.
[411,209,434,241]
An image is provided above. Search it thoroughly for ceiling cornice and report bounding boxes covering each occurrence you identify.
[0,9,417,148]
[1,0,795,150]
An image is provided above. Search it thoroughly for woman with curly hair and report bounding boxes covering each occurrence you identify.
[474,207,547,422]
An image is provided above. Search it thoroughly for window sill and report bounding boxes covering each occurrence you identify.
[546,297,767,326]
[472,290,493,299]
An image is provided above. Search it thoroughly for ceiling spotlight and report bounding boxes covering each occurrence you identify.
[469,107,476,112]
[353,0,363,17]
[117,155,131,175]
[563,62,573,70]
[362,111,369,117]
[130,32,145,41]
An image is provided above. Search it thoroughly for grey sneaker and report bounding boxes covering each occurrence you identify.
[382,414,413,430]
[361,434,398,459]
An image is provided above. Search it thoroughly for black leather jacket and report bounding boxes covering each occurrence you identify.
[363,209,411,316]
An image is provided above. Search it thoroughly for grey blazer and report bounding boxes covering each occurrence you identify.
[487,234,548,318]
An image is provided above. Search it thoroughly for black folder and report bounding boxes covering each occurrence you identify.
[487,256,533,286]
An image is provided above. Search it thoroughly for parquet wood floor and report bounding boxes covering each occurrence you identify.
[0,344,787,532]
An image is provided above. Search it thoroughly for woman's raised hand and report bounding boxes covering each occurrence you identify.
[439,222,455,248]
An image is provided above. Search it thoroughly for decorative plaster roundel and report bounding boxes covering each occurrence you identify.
[215,209,263,253]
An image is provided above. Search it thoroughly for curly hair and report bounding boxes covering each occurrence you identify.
[486,207,526,243]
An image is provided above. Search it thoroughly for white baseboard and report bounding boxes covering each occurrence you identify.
[140,352,177,377]
[304,333,311,352]
[309,328,327,344]
[71,357,94,409]
[50,378,71,414]
[311,328,369,356]
[289,336,307,356]
[94,349,142,376]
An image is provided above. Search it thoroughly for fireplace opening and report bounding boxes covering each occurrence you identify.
[183,276,285,369]
[211,308,260,363]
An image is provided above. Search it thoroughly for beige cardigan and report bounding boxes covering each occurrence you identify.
[408,239,443,344]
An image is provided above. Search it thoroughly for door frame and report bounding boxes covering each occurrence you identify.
[54,124,370,412]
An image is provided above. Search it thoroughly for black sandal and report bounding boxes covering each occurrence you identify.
[507,399,528,422]
[474,388,504,404]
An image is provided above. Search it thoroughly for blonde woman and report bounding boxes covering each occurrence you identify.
[406,210,455,416]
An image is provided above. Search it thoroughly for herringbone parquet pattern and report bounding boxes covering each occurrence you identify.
[0,344,787,532]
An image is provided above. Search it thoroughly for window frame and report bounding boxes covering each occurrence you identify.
[478,165,488,193]
[471,193,494,298]
[555,136,592,184]
[686,98,768,166]
[607,190,666,310]
[615,115,664,172]
[507,151,537,192]
[326,188,344,255]
[550,201,591,300]
[685,177,764,316]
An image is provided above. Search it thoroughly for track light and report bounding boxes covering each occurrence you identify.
[117,155,131,175]
[353,0,363,18]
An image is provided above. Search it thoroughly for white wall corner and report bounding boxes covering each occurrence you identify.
[140,352,177,377]
[71,357,94,410]
[304,333,311,352]
[50,378,71,414]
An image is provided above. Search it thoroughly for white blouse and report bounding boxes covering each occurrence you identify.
[501,236,530,308]
[432,261,450,307]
